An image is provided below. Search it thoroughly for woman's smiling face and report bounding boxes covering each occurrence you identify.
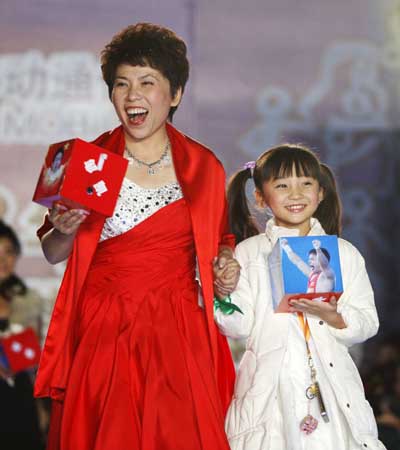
[111,64,182,146]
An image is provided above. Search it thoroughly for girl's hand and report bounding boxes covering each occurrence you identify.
[288,296,346,329]
[49,204,89,235]
[213,252,241,299]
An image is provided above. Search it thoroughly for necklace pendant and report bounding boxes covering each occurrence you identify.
[306,383,317,400]
[300,414,318,434]
[125,139,170,176]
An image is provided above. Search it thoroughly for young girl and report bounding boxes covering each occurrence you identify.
[215,144,386,450]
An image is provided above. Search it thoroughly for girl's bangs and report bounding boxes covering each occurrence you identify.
[264,148,320,181]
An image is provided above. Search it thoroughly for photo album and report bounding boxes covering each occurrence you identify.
[268,235,343,313]
[32,138,128,217]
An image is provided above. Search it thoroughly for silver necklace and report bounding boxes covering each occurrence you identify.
[125,140,171,175]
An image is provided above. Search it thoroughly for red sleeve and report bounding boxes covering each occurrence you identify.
[220,233,235,249]
[217,163,235,249]
[37,213,53,241]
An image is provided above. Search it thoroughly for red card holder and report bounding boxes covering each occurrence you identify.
[33,138,128,217]
[0,327,41,373]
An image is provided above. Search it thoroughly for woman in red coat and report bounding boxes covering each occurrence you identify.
[35,23,239,450]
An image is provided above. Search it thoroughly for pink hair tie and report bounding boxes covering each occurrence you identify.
[243,161,256,177]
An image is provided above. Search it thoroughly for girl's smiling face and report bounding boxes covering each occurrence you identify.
[256,172,323,236]
[111,64,182,146]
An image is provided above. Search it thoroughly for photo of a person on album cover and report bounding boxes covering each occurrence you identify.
[42,146,65,188]
[281,238,336,293]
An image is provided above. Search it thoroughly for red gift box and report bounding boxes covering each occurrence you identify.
[33,138,128,217]
[0,328,41,373]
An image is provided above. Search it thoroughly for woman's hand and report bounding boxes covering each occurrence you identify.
[288,296,346,329]
[42,203,90,264]
[49,204,89,236]
[213,248,241,299]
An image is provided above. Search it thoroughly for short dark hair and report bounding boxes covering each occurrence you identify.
[101,22,189,120]
[309,247,331,262]
[0,220,21,256]
[0,220,26,299]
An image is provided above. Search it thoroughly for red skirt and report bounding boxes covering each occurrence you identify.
[46,199,230,450]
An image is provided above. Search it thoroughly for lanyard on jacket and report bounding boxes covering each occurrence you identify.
[297,312,330,428]
[297,312,311,342]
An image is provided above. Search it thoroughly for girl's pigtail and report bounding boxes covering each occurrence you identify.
[227,167,259,245]
[315,163,342,236]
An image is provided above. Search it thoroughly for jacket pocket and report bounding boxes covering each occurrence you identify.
[234,341,284,400]
[246,345,283,397]
[234,314,287,399]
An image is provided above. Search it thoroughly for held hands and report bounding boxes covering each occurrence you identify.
[213,248,241,299]
[49,203,90,235]
[288,296,346,329]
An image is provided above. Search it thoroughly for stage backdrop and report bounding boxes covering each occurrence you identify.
[0,0,399,339]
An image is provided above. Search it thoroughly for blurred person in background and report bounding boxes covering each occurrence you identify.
[362,335,400,449]
[0,219,48,445]
[0,293,45,449]
[0,219,44,341]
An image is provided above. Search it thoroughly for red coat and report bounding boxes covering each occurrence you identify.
[35,123,235,413]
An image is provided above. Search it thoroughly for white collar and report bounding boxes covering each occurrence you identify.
[264,217,326,246]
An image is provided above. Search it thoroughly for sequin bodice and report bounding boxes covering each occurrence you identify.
[100,178,183,241]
